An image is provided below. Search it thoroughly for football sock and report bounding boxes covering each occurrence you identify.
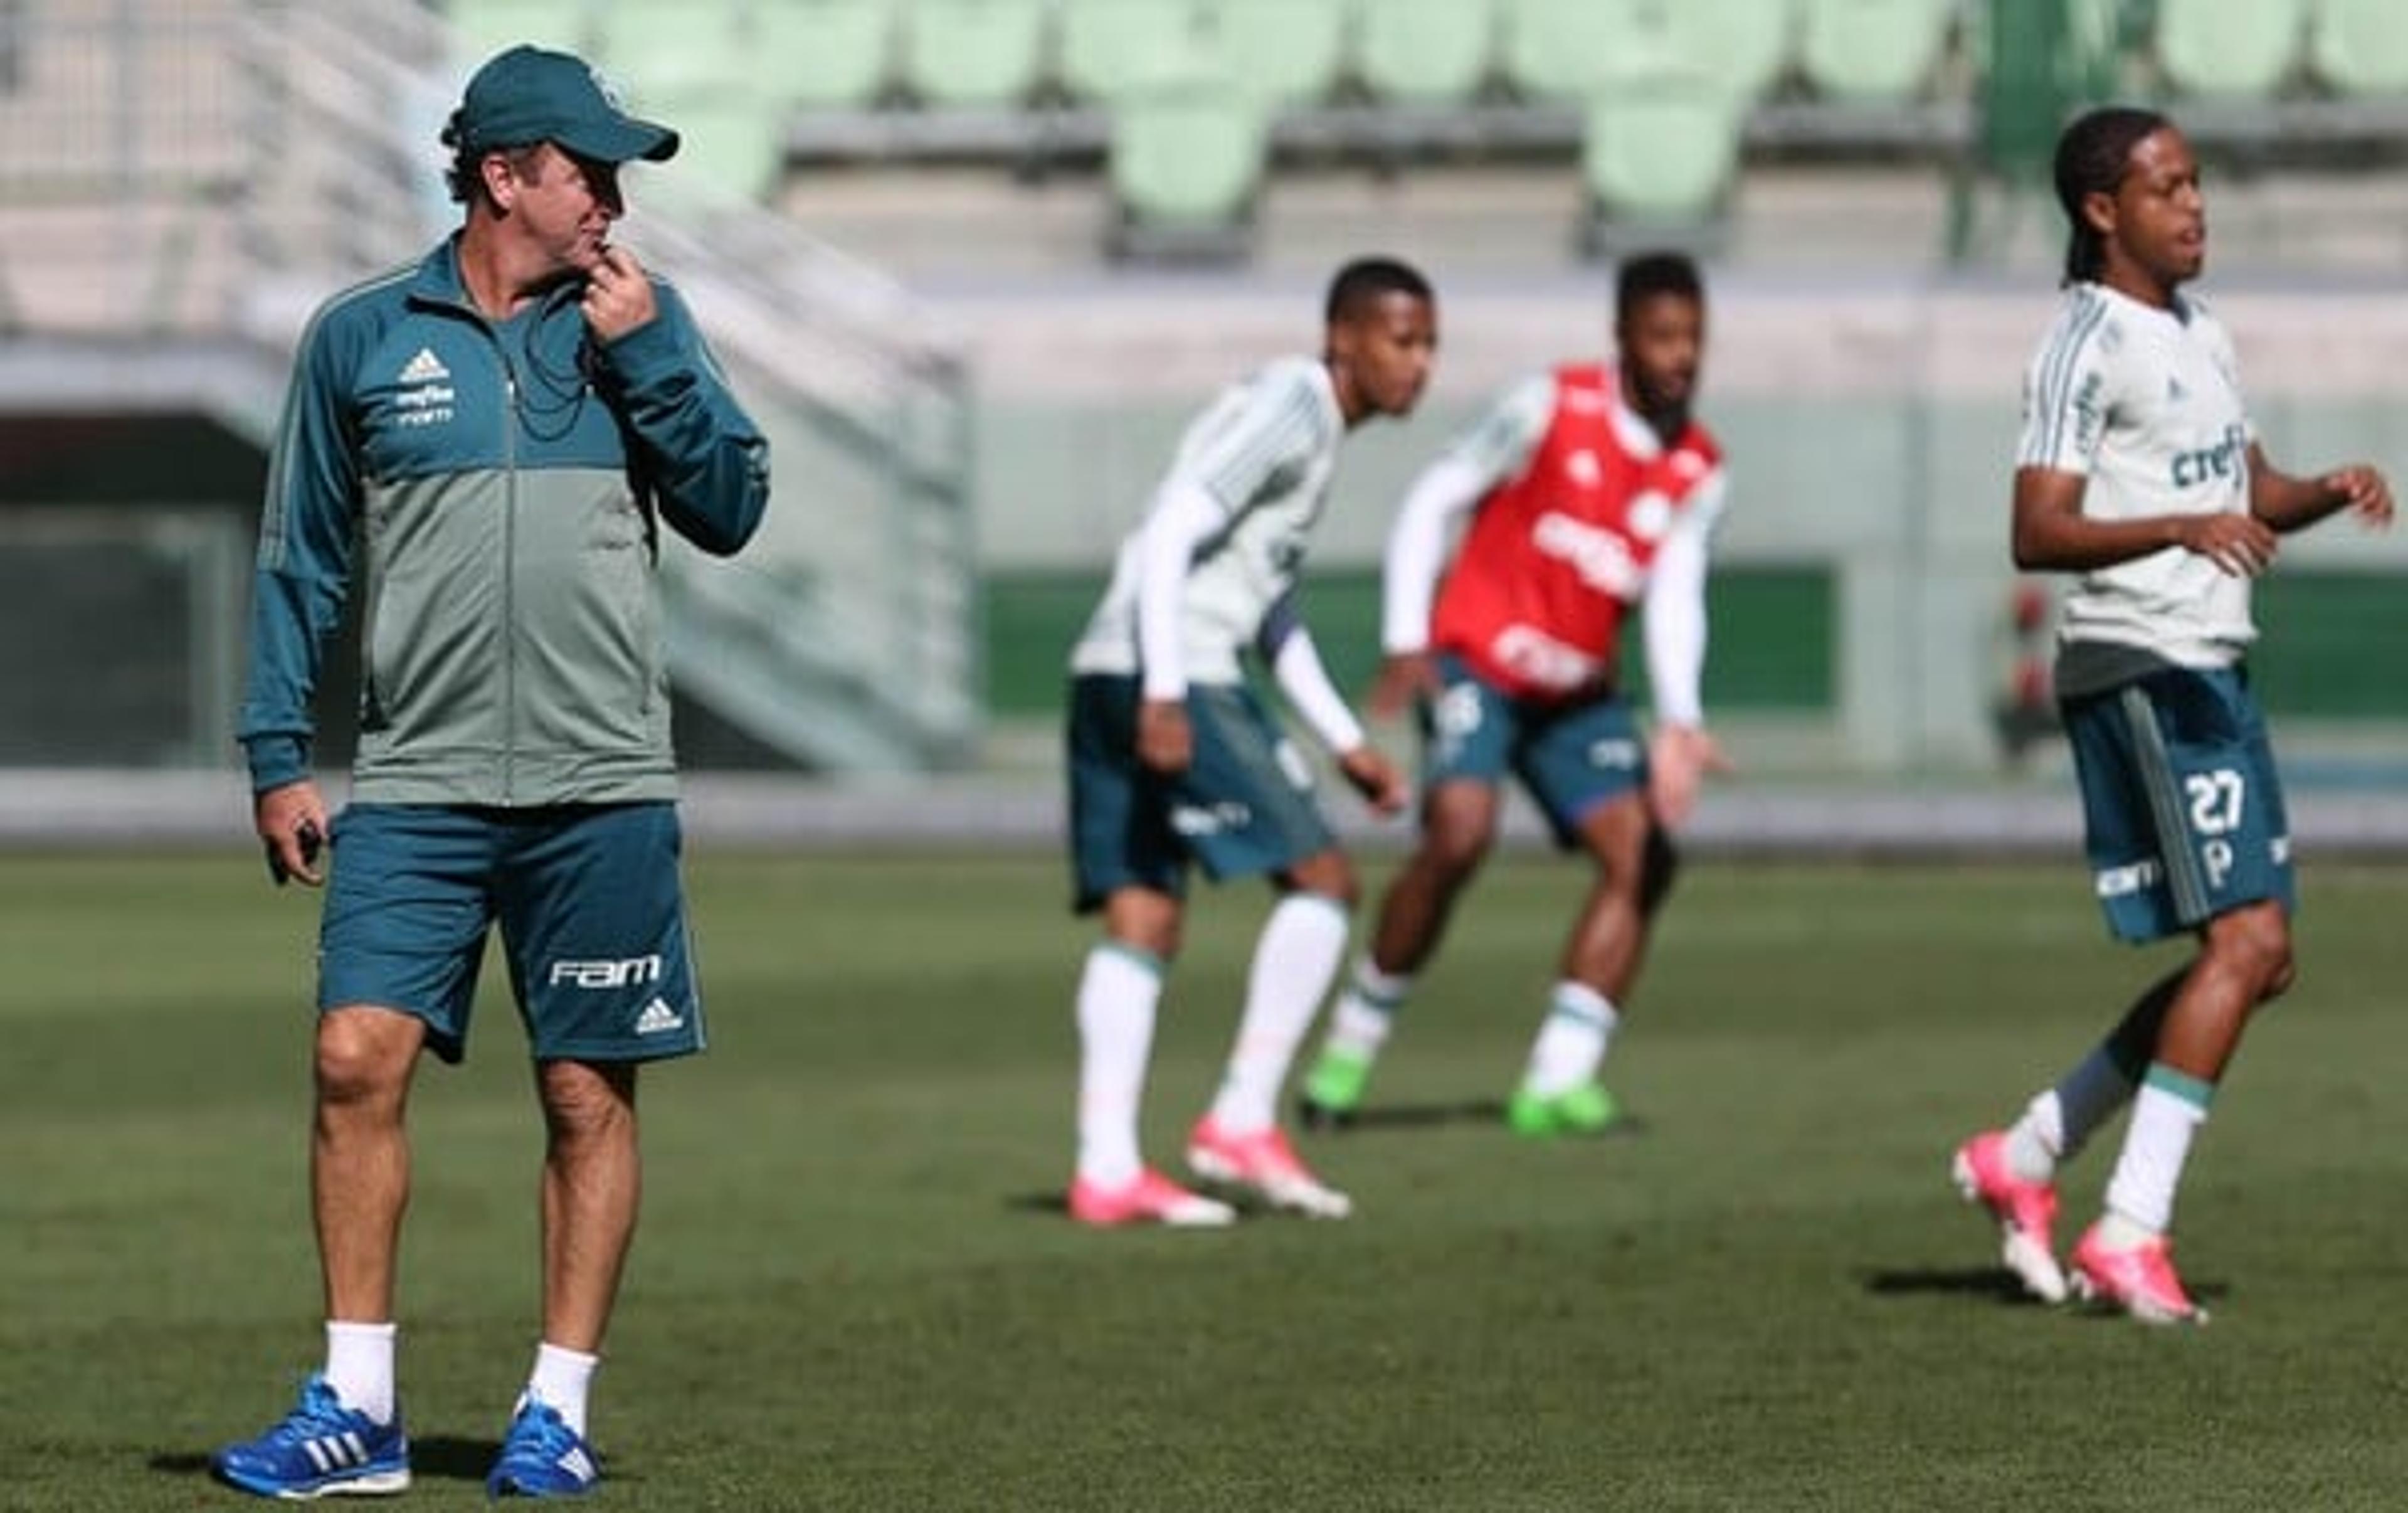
[2004,1041,2143,1181]
[1075,942,1164,1189]
[2101,1064,2214,1239]
[524,1341,599,1438]
[1320,959,1413,1063]
[1210,894,1351,1133]
[1520,980,1619,1098]
[323,1320,397,1425]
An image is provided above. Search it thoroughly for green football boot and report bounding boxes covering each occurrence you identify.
[1504,1082,1619,1138]
[1297,1047,1373,1130]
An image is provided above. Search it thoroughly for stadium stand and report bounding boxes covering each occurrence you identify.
[1057,0,1196,104]
[756,0,900,111]
[1580,82,1747,255]
[1353,0,1496,105]
[451,0,592,58]
[900,0,1048,108]
[1796,0,1959,102]
[2308,0,2408,97]
[2153,0,2305,101]
[1106,77,1267,260]
[1207,0,1349,107]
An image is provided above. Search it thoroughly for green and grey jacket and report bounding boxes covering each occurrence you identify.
[238,236,769,805]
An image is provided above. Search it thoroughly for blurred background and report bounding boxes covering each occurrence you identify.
[1,0,2403,846]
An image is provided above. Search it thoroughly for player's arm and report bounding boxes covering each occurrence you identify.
[1642,474,1731,829]
[588,258,771,558]
[1372,376,1550,714]
[1131,478,1228,775]
[2012,467,2274,577]
[237,313,361,887]
[2012,317,2274,576]
[1259,594,1407,816]
[2246,445,2394,535]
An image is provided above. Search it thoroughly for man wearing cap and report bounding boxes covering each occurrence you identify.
[212,45,768,1501]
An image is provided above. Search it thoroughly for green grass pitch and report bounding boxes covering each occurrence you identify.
[5,849,2407,1510]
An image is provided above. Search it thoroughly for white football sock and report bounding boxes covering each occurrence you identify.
[1520,981,1619,1098]
[2005,1041,2141,1182]
[524,1341,599,1438]
[1075,943,1163,1189]
[1209,894,1351,1133]
[2102,1066,2213,1238]
[1321,958,1413,1063]
[323,1320,396,1425]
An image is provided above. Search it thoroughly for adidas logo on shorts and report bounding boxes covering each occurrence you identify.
[633,997,685,1035]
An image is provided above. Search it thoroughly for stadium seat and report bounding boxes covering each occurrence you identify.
[1060,0,1206,104]
[1354,0,1497,104]
[651,92,788,201]
[899,0,1049,108]
[1796,0,1955,101]
[1502,0,1776,101]
[1580,81,1744,242]
[1107,82,1265,258]
[2308,0,2408,96]
[1692,0,1799,102]
[1198,0,1347,106]
[594,0,746,100]
[1499,0,1639,100]
[2155,0,2305,98]
[749,0,898,112]
[450,0,594,61]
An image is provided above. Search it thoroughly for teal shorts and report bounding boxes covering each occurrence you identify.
[1421,654,1649,848]
[1065,674,1334,912]
[2061,664,2294,943]
[318,802,704,1064]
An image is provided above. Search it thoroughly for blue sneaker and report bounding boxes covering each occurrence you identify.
[486,1399,601,1498]
[212,1373,409,1499]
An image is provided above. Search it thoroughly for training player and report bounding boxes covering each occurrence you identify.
[1299,252,1731,1137]
[1953,107,2392,1322]
[1062,258,1439,1226]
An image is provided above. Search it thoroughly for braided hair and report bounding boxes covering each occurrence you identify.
[2054,106,2172,286]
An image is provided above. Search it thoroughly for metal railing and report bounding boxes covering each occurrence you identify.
[0,0,978,772]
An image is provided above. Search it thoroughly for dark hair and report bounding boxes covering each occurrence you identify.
[440,108,543,206]
[2054,106,2172,286]
[1616,251,1704,322]
[1325,256,1434,325]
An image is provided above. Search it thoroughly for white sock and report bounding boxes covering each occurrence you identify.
[1321,958,1413,1063]
[1209,894,1351,1134]
[2005,1043,2141,1182]
[1075,942,1163,1189]
[1520,981,1619,1098]
[524,1341,599,1438]
[323,1320,396,1425]
[2102,1066,2213,1238]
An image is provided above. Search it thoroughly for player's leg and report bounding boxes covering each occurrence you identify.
[483,802,702,1494]
[2030,669,2291,1320]
[1063,675,1230,1228]
[1302,659,1513,1126]
[216,804,494,1498]
[1499,696,1652,1138]
[2072,898,2290,1324]
[1505,788,1650,1137]
[1170,684,1358,1214]
[1301,778,1500,1126]
[1952,966,2175,1305]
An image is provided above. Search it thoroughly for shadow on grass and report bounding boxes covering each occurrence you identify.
[1859,1265,2052,1305]
[1857,1265,2229,1312]
[1307,1100,1652,1139]
[151,1436,503,1488]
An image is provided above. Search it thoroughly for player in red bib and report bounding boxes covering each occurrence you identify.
[1300,253,1731,1136]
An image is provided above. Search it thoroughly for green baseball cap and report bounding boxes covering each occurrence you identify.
[456,45,679,165]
